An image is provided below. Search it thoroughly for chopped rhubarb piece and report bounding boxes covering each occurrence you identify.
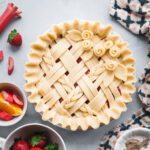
[13,94,24,107]
[106,100,110,108]
[1,90,13,103]
[51,85,55,88]
[0,3,22,34]
[97,86,101,91]
[0,111,13,120]
[59,98,63,103]
[0,50,3,61]
[74,82,78,88]
[117,87,122,95]
[85,69,90,75]
[8,56,14,75]
[77,57,82,63]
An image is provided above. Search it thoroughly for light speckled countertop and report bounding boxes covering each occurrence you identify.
[0,0,148,149]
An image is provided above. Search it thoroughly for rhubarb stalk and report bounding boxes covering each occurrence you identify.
[0,3,22,34]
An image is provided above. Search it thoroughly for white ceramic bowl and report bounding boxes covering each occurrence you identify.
[0,83,27,126]
[0,123,66,150]
[114,128,150,150]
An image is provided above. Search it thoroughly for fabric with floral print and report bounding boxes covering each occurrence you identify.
[110,0,150,106]
[138,62,150,107]
[98,108,150,150]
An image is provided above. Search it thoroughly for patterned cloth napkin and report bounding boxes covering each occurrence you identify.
[97,1,150,149]
[110,0,150,106]
[98,108,150,150]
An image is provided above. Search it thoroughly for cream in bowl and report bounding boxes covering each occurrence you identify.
[0,83,27,126]
[114,128,150,150]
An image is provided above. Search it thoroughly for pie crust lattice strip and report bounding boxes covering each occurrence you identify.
[24,20,136,131]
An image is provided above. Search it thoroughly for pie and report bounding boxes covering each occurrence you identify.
[24,20,136,131]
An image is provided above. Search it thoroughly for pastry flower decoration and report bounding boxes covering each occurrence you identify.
[81,30,93,40]
[94,43,106,57]
[82,40,92,50]
[67,29,94,51]
[109,46,120,58]
[67,30,121,59]
[105,60,118,71]
[104,40,113,49]
[103,60,127,87]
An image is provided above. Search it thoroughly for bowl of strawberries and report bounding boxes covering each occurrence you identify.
[0,123,66,150]
[0,82,27,126]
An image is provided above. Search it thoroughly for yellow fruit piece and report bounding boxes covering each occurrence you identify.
[0,94,23,116]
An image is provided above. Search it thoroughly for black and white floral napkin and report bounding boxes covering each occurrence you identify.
[98,108,150,150]
[98,0,150,149]
[110,0,150,106]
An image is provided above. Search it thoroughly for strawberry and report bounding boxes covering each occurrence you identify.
[43,144,58,150]
[29,133,47,148]
[30,148,42,150]
[13,94,24,107]
[8,29,22,47]
[8,56,14,75]
[13,140,29,150]
[0,111,13,120]
[1,90,13,103]
[0,50,3,61]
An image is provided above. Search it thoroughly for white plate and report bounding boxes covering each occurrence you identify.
[114,128,150,150]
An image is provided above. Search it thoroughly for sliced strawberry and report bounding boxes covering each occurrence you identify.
[0,50,3,61]
[0,111,13,120]
[1,90,13,103]
[8,56,14,75]
[13,94,24,107]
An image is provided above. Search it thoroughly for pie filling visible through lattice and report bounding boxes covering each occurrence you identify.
[24,20,136,131]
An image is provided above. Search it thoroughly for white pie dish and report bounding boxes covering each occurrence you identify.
[24,19,136,131]
[114,128,150,150]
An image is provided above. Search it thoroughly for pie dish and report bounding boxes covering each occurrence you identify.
[24,20,136,131]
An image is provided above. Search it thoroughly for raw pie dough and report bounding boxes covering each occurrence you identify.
[24,20,136,131]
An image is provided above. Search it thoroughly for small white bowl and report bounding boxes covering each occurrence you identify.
[0,123,66,150]
[0,83,27,126]
[114,128,150,150]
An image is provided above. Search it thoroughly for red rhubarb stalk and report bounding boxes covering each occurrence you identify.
[0,3,22,34]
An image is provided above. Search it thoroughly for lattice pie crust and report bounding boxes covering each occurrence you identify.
[24,20,136,131]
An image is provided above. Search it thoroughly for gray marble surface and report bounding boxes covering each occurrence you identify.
[0,0,148,150]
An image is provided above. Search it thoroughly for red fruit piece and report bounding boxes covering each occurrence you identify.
[29,133,47,148]
[30,148,42,150]
[8,29,22,47]
[13,140,29,150]
[13,94,24,107]
[1,91,13,103]
[0,111,13,120]
[8,56,14,75]
[0,50,3,61]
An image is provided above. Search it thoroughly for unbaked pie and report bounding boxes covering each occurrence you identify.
[24,20,136,131]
